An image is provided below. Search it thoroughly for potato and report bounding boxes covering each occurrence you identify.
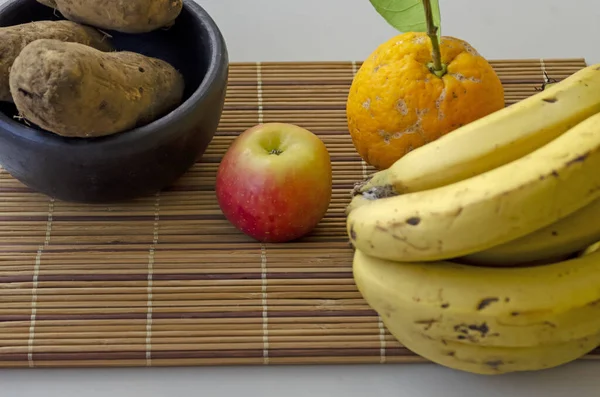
[37,0,183,33]
[10,39,185,138]
[0,20,113,103]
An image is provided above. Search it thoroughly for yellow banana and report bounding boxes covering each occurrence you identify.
[396,328,600,375]
[352,248,600,348]
[352,63,600,200]
[461,197,600,267]
[347,111,600,262]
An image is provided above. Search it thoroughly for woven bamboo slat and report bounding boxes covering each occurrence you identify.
[0,58,598,368]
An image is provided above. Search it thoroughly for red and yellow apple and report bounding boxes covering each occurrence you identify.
[215,123,332,243]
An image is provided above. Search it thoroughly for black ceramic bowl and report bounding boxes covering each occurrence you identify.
[0,0,228,203]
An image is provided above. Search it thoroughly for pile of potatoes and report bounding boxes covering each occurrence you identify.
[2,0,186,138]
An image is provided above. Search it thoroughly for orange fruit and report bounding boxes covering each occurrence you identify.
[346,32,505,170]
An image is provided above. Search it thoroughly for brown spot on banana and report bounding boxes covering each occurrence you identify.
[414,318,440,331]
[587,298,600,306]
[477,297,499,311]
[454,323,490,339]
[508,308,553,317]
[406,217,421,225]
[566,152,590,166]
[485,360,504,370]
[468,323,490,336]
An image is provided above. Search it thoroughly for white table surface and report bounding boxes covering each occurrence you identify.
[3,0,600,396]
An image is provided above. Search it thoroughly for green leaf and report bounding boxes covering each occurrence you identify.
[369,0,442,37]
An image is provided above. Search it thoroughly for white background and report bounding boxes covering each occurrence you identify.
[201,0,600,65]
[3,0,600,396]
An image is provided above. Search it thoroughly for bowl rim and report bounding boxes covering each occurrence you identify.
[0,0,229,149]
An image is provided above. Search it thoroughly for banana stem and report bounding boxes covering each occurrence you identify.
[422,0,446,77]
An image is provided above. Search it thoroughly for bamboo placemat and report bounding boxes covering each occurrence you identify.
[0,58,599,369]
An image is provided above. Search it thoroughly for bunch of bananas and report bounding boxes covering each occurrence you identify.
[346,63,600,375]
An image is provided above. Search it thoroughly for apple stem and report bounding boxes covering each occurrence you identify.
[422,0,446,78]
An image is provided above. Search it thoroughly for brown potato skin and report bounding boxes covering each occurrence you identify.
[0,20,113,103]
[37,0,184,33]
[10,39,185,138]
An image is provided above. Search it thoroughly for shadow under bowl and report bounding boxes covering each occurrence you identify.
[0,0,229,203]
